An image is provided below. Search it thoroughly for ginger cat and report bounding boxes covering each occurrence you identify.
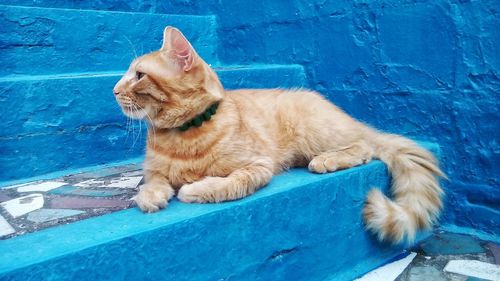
[113,26,444,243]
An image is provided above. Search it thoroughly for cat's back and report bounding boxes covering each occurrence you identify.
[226,89,285,108]
[226,88,338,120]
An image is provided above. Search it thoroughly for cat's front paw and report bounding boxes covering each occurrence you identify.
[178,177,230,203]
[133,184,170,213]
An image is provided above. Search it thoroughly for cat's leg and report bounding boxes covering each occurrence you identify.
[177,158,273,203]
[308,141,374,174]
[133,173,175,213]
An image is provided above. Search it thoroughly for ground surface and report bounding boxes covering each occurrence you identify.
[0,163,141,239]
[396,231,499,281]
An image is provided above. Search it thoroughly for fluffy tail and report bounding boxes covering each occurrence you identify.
[363,133,445,244]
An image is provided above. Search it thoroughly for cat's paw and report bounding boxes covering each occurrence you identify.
[308,155,333,174]
[178,177,230,203]
[133,185,169,213]
[308,152,370,174]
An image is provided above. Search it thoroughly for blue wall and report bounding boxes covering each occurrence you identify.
[1,0,498,233]
[0,66,307,182]
[0,5,307,182]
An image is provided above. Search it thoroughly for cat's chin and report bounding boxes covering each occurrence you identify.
[122,106,147,119]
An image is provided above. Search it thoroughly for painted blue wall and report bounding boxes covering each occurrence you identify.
[0,4,307,182]
[0,5,218,75]
[1,1,498,233]
[0,66,307,181]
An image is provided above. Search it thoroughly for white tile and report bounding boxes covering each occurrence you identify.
[3,181,35,189]
[121,170,143,177]
[106,176,142,189]
[27,209,84,223]
[444,260,500,280]
[0,215,15,237]
[408,266,446,281]
[74,179,105,187]
[17,181,67,193]
[0,194,44,218]
[355,252,417,281]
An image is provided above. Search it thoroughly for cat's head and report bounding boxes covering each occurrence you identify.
[113,26,223,129]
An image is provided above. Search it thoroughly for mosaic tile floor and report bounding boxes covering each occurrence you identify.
[358,230,500,281]
[400,231,500,280]
[0,163,142,239]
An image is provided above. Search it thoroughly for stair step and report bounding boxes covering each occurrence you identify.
[0,64,308,181]
[0,142,439,280]
[0,1,154,12]
[0,4,217,76]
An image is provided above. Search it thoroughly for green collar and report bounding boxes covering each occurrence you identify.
[178,102,219,132]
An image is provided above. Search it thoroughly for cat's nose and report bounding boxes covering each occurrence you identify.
[113,84,121,95]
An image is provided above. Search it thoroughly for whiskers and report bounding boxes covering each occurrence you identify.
[123,35,138,60]
[125,104,142,151]
[124,108,132,143]
[122,103,143,150]
[135,104,157,149]
[117,96,148,150]
[117,99,157,151]
[130,104,143,149]
[122,103,157,151]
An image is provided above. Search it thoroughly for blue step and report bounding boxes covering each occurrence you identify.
[0,64,308,182]
[0,5,217,76]
[0,142,439,281]
[0,1,154,12]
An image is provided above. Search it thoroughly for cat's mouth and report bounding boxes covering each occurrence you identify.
[115,96,145,119]
[120,104,147,119]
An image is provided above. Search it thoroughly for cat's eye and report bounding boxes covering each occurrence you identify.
[136,71,145,80]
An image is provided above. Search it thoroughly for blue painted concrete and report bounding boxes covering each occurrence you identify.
[1,122,139,182]
[420,232,485,256]
[0,5,218,75]
[1,0,155,12]
[440,224,500,244]
[0,0,497,277]
[0,65,306,137]
[0,143,439,280]
[0,65,307,181]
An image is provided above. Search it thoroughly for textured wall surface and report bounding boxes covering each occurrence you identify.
[0,0,498,234]
[0,5,218,75]
[0,65,307,181]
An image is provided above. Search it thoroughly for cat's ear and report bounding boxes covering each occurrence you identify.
[161,26,196,72]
